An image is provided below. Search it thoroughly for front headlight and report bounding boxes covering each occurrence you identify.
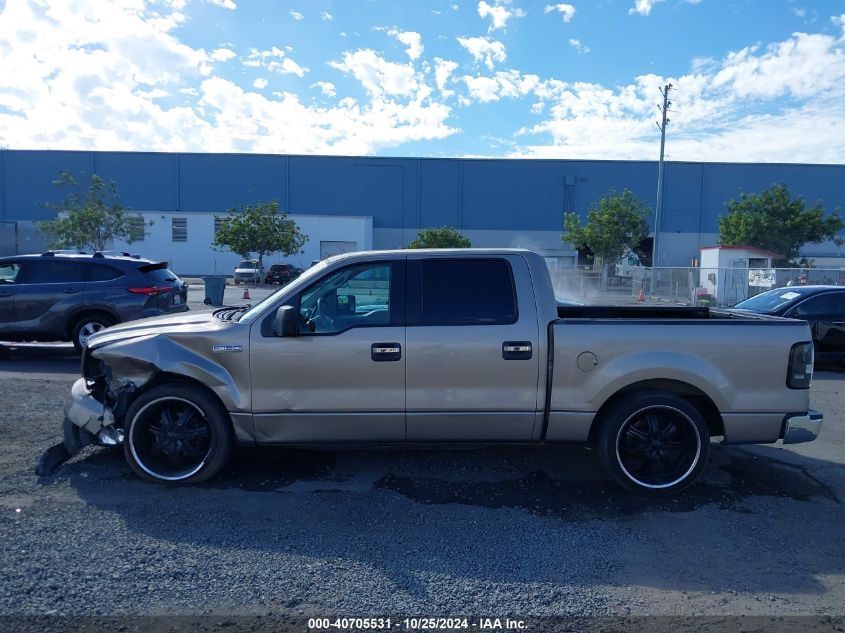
[787,341,814,389]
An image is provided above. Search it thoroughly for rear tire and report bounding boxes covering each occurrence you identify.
[596,390,710,496]
[123,384,233,484]
[71,314,115,352]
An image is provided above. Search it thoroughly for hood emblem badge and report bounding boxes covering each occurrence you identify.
[212,344,243,353]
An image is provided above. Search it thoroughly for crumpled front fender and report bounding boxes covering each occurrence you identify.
[89,332,249,413]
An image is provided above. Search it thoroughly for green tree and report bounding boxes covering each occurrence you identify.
[37,172,134,252]
[563,189,652,288]
[213,200,308,276]
[719,184,844,265]
[408,226,471,248]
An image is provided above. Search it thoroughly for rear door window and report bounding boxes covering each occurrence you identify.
[15,260,82,284]
[418,259,517,325]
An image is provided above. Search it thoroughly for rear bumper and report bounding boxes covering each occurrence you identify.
[783,409,823,444]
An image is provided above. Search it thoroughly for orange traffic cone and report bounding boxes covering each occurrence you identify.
[243,287,251,300]
[638,287,645,301]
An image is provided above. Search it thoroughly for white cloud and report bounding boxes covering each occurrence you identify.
[0,1,454,155]
[457,36,507,70]
[629,0,664,16]
[281,57,307,77]
[289,10,304,20]
[568,38,589,54]
[311,81,336,97]
[252,78,268,89]
[321,11,333,20]
[477,1,525,31]
[205,0,236,9]
[462,70,539,103]
[792,7,807,18]
[243,47,309,77]
[329,49,421,97]
[389,30,424,61]
[544,4,576,22]
[210,47,236,62]
[434,58,459,96]
[513,21,845,162]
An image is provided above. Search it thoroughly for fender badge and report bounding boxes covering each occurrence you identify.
[212,344,243,353]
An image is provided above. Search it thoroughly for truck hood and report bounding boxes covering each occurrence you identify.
[86,311,231,349]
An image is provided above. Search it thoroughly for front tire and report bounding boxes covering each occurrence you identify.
[596,390,710,495]
[123,384,233,484]
[71,314,114,352]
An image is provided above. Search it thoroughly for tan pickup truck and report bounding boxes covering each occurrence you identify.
[58,249,822,495]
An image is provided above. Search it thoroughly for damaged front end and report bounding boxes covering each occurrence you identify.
[36,342,159,476]
[66,344,157,449]
[36,310,251,477]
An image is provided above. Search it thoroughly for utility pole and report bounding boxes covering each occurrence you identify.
[650,83,671,298]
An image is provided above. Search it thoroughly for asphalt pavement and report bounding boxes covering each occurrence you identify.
[0,342,843,618]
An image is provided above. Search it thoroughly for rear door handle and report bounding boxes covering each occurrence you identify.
[503,341,533,360]
[371,342,401,362]
[62,288,79,294]
[0,292,11,298]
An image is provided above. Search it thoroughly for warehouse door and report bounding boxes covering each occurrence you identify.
[320,241,357,259]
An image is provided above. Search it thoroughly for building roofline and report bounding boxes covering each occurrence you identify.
[2,148,844,170]
[700,245,785,259]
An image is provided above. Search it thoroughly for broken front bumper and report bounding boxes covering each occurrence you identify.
[783,409,823,444]
[65,378,115,435]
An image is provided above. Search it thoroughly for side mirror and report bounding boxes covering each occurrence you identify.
[273,305,298,337]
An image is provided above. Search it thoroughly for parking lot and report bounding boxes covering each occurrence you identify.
[0,336,843,619]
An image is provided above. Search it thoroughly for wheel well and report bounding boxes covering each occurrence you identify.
[126,372,233,431]
[586,379,725,446]
[67,309,118,338]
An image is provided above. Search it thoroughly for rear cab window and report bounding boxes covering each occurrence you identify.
[410,258,518,325]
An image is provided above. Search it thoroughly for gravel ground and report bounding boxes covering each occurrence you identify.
[1,345,844,618]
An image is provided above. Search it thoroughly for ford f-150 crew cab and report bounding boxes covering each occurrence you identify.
[60,249,823,495]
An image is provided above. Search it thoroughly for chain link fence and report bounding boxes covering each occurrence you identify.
[546,263,845,307]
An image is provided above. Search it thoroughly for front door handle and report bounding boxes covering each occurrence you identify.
[0,292,11,298]
[62,288,79,294]
[503,341,532,360]
[371,342,401,362]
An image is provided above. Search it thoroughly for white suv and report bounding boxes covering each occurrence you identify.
[233,259,260,284]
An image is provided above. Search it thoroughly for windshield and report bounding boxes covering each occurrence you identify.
[237,258,332,323]
[237,260,256,268]
[733,288,809,312]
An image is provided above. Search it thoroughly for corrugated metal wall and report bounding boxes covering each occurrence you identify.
[2,149,844,238]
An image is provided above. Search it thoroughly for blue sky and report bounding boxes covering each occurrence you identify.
[2,0,845,162]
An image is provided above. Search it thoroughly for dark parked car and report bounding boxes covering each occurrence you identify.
[0,251,188,351]
[264,263,302,285]
[733,285,845,365]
